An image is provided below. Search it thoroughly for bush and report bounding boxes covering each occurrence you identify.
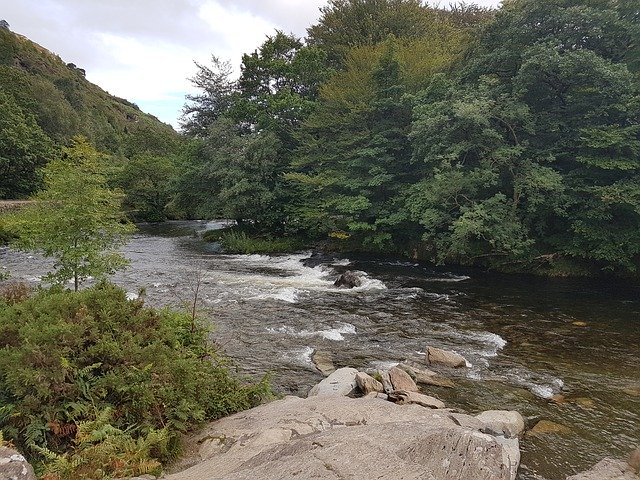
[0,282,270,477]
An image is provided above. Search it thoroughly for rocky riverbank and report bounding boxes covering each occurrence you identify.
[2,361,638,479]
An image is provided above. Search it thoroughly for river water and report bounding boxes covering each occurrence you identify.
[1,221,638,480]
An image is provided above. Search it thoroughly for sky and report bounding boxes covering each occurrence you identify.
[1,0,501,129]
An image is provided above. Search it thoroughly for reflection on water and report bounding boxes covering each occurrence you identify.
[1,221,638,480]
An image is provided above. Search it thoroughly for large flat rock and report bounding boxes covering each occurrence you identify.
[164,396,520,480]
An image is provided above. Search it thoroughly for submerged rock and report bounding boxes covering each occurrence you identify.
[629,447,640,473]
[426,346,469,368]
[311,350,336,377]
[333,270,362,288]
[164,395,521,480]
[0,446,36,480]
[308,367,358,397]
[529,420,572,436]
[567,458,638,480]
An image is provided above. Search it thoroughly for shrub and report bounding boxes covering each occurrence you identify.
[0,281,270,477]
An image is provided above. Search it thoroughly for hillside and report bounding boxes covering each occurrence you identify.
[0,22,181,198]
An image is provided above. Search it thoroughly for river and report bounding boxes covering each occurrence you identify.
[1,220,638,480]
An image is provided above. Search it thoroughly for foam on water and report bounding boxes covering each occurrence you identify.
[213,253,387,303]
[282,346,315,367]
[426,274,471,283]
[267,322,357,341]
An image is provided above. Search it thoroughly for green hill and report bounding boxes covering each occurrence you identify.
[0,23,181,199]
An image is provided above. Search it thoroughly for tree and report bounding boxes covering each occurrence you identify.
[115,154,177,222]
[180,57,236,137]
[172,119,283,229]
[2,138,135,290]
[307,0,434,67]
[0,89,53,198]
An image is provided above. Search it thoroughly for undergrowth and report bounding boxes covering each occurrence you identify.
[0,281,271,478]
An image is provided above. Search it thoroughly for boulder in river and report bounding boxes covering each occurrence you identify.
[0,446,36,480]
[308,367,358,397]
[388,366,419,392]
[566,457,639,480]
[311,350,335,377]
[476,411,525,439]
[355,372,384,395]
[333,270,362,288]
[164,395,521,480]
[426,346,469,368]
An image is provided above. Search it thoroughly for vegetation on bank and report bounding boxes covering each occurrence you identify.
[203,227,307,254]
[0,281,271,478]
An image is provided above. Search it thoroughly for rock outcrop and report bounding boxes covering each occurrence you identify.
[399,361,455,388]
[476,411,526,439]
[0,446,36,480]
[164,395,521,480]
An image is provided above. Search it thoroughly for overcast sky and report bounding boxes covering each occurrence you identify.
[1,0,501,129]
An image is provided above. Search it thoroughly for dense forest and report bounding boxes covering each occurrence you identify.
[2,0,640,277]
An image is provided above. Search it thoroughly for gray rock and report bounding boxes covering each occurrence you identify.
[163,395,521,480]
[308,367,358,397]
[399,361,456,388]
[0,446,36,480]
[388,366,418,392]
[476,411,526,439]
[567,458,639,480]
[388,390,446,409]
[426,346,469,368]
[355,371,384,394]
[311,350,335,377]
[333,271,362,288]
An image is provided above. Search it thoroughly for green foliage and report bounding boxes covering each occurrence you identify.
[2,139,135,289]
[307,0,440,67]
[173,119,286,229]
[114,154,177,222]
[36,408,167,480]
[206,228,306,254]
[0,282,271,473]
[0,89,54,198]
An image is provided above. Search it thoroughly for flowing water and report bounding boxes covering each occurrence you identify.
[1,221,638,479]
